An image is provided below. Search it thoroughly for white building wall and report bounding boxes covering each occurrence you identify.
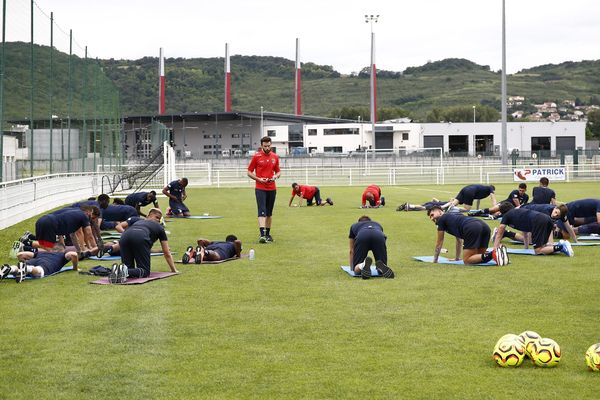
[244,121,586,156]
[421,121,586,155]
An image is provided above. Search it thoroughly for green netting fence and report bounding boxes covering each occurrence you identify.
[0,0,122,182]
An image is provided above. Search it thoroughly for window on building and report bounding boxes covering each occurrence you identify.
[324,146,343,153]
[402,132,409,141]
[232,133,240,138]
[267,130,276,137]
[203,134,211,139]
[308,129,317,136]
[448,135,468,153]
[323,128,359,135]
[203,145,212,149]
[242,133,250,138]
[232,144,240,149]
[531,137,551,151]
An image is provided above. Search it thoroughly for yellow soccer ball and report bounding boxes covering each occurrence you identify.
[585,343,600,372]
[493,337,526,367]
[530,337,561,368]
[519,330,542,358]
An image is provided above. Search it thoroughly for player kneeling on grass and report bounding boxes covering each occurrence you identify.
[427,206,508,266]
[493,202,574,256]
[289,183,333,207]
[111,208,178,283]
[348,216,394,279]
[182,235,242,264]
[1,250,79,284]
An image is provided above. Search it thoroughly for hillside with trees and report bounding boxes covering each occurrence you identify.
[3,42,600,132]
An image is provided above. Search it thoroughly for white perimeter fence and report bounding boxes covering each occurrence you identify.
[170,162,600,188]
[2,162,600,229]
[0,173,101,230]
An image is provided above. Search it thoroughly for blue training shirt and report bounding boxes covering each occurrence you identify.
[102,205,138,221]
[532,186,556,204]
[167,180,185,202]
[566,198,600,218]
[348,220,384,239]
[501,208,546,232]
[125,192,153,208]
[436,213,481,239]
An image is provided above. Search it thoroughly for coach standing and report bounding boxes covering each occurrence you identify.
[247,136,280,243]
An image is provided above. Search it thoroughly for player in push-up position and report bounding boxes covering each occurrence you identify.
[1,250,79,284]
[348,216,394,279]
[554,198,600,239]
[288,183,333,207]
[493,202,574,256]
[361,185,385,208]
[182,235,242,264]
[111,208,178,283]
[441,184,496,211]
[125,191,159,216]
[427,206,508,265]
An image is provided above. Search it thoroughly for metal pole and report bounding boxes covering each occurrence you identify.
[67,29,72,172]
[82,46,87,172]
[0,0,6,182]
[473,105,476,156]
[49,12,54,174]
[501,0,508,165]
[29,0,34,177]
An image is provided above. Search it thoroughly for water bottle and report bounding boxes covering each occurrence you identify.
[249,248,255,261]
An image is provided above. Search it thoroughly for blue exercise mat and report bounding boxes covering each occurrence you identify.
[166,215,223,219]
[509,240,600,247]
[578,235,600,241]
[412,256,497,266]
[6,265,73,280]
[89,252,168,261]
[505,248,537,255]
[340,265,381,277]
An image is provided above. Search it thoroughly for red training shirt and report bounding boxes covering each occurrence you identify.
[292,184,317,200]
[247,149,280,191]
[362,184,381,206]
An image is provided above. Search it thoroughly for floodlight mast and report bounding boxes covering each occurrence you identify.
[365,14,379,155]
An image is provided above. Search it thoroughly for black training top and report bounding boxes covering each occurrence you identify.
[532,186,556,204]
[348,220,384,239]
[506,189,529,206]
[121,219,168,244]
[501,208,548,232]
[436,213,482,239]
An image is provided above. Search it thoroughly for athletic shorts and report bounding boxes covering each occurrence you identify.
[462,220,491,249]
[455,187,476,206]
[255,189,276,217]
[35,215,58,247]
[169,200,189,215]
[531,213,554,249]
[306,188,322,206]
[207,242,236,259]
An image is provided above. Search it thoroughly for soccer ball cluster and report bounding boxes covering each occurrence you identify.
[493,331,561,368]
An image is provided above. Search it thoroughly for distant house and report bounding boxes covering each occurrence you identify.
[511,111,524,119]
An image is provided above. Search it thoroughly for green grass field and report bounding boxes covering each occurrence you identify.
[2,182,600,399]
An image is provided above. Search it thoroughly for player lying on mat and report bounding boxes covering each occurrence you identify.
[182,235,242,264]
[1,250,79,284]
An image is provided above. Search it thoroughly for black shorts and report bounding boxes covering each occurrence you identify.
[531,213,554,248]
[35,215,58,245]
[306,188,322,206]
[462,220,491,249]
[255,189,276,217]
[455,188,475,206]
[169,200,189,215]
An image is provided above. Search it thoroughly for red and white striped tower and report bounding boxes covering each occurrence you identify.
[158,47,165,114]
[294,38,302,115]
[370,31,377,124]
[224,43,231,112]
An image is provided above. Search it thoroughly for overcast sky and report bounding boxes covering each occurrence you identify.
[5,0,599,74]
